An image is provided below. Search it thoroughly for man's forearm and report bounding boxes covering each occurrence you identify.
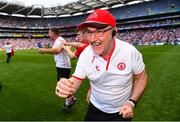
[65,49,76,59]
[40,47,62,54]
[69,42,82,48]
[131,69,148,101]
[44,48,55,54]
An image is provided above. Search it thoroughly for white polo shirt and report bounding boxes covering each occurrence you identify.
[52,36,71,68]
[3,45,13,53]
[73,38,145,113]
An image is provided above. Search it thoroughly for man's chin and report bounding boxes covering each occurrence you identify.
[92,50,101,56]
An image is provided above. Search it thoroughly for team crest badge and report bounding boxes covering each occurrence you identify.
[117,62,126,70]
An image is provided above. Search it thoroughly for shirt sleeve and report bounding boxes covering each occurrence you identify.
[74,43,88,57]
[58,37,66,45]
[132,47,145,75]
[53,37,66,48]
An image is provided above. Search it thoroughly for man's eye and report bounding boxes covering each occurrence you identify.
[97,31,102,33]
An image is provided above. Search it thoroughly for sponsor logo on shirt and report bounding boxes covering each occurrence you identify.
[96,65,100,71]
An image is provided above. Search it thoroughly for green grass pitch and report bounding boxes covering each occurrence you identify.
[0,45,180,121]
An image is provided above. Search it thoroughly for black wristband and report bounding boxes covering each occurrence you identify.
[129,99,137,108]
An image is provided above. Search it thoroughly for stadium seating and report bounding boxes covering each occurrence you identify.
[0,0,179,49]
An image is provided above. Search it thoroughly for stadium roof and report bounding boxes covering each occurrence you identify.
[0,0,152,18]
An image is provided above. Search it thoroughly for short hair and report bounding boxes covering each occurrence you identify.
[50,28,59,35]
[77,27,87,34]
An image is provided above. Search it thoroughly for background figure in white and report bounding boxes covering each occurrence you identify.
[3,42,14,63]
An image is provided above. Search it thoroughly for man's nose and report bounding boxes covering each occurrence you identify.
[89,33,98,42]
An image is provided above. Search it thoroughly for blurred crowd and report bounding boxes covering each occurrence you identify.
[118,19,179,30]
[0,6,179,50]
[0,38,51,50]
[0,15,84,28]
[117,28,180,45]
[0,27,179,51]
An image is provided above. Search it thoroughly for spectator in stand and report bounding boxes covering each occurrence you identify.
[37,40,43,48]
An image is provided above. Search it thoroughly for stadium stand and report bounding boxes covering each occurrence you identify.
[0,0,179,50]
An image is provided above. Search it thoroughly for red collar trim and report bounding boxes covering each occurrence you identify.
[105,39,116,70]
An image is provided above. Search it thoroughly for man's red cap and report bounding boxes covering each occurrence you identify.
[77,9,116,29]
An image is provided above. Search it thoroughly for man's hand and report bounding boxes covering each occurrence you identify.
[55,78,74,98]
[62,45,71,51]
[38,48,45,54]
[119,101,134,118]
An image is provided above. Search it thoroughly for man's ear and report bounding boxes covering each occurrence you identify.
[112,27,118,37]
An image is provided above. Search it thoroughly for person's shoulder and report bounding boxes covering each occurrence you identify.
[78,45,92,58]
[116,38,133,47]
[115,38,137,53]
[3,45,10,48]
[54,37,64,45]
[57,36,66,42]
[116,38,135,48]
[77,45,94,65]
[81,45,91,53]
